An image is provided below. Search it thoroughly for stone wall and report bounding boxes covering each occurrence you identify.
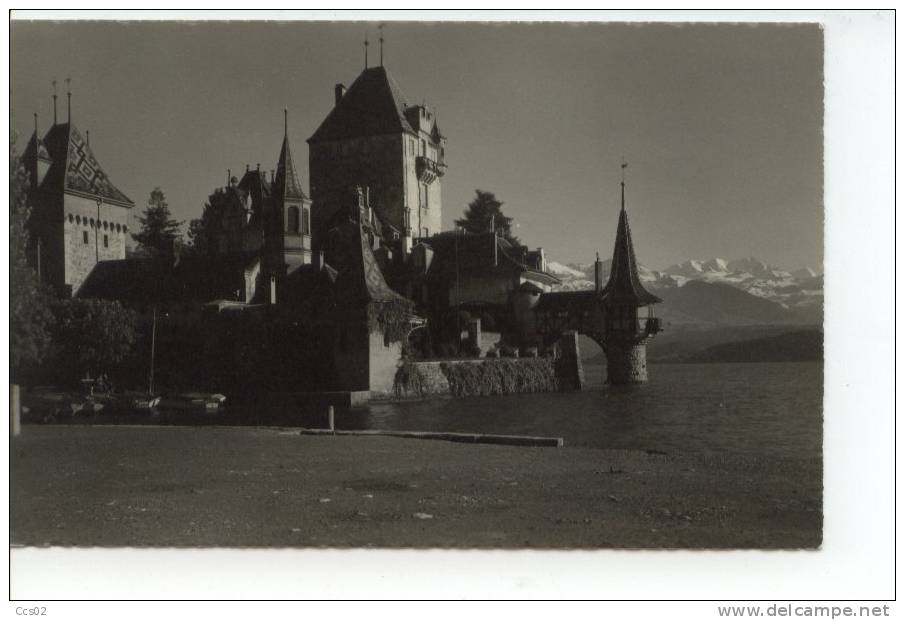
[606,340,649,384]
[309,134,406,245]
[391,356,573,400]
[63,193,129,295]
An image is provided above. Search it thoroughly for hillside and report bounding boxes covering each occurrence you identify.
[679,329,823,364]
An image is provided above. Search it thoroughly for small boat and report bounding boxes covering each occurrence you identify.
[123,392,161,411]
[158,392,226,414]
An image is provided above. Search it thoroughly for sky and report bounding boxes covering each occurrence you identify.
[10,20,823,270]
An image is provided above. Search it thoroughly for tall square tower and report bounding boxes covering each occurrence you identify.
[307,65,446,251]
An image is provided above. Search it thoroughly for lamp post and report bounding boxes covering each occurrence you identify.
[149,306,157,396]
[454,226,461,345]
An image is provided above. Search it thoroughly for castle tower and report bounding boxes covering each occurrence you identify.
[602,168,662,384]
[24,101,134,296]
[307,64,446,253]
[270,110,312,275]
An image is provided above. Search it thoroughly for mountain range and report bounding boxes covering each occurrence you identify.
[546,256,823,326]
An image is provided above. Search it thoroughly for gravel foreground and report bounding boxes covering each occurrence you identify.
[10,425,822,549]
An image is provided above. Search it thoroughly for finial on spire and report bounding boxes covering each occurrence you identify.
[364,33,369,69]
[284,107,288,138]
[620,158,628,212]
[52,79,58,124]
[379,23,384,66]
[66,76,72,122]
[596,251,600,262]
[86,129,90,147]
[33,112,38,136]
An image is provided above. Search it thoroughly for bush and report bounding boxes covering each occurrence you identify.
[440,358,556,397]
[393,362,429,398]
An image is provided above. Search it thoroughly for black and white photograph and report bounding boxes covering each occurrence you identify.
[6,10,895,605]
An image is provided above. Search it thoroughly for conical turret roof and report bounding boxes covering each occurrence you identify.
[274,121,307,201]
[603,200,661,307]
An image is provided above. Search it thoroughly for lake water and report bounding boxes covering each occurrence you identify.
[52,362,822,461]
[341,362,823,460]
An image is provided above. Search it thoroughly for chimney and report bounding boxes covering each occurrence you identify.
[594,252,603,292]
[492,233,498,267]
[313,250,325,271]
[269,276,277,305]
[334,83,346,106]
[537,247,546,273]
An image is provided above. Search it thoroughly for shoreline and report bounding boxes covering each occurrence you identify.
[11,424,821,549]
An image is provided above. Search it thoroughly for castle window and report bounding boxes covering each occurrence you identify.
[103,234,109,248]
[68,214,74,223]
[116,223,121,232]
[82,231,89,244]
[103,221,109,230]
[76,215,81,225]
[287,206,300,233]
[302,207,310,235]
[90,218,95,227]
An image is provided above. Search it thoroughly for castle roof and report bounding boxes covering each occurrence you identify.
[423,232,561,286]
[273,129,307,202]
[22,130,51,167]
[602,204,661,307]
[324,219,408,305]
[77,252,260,304]
[40,123,134,207]
[308,66,417,144]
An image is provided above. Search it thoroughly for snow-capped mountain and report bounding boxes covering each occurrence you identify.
[547,256,823,323]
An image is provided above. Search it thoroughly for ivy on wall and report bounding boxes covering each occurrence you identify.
[367,297,415,344]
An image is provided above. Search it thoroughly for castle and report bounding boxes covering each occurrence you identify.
[23,58,661,394]
[22,92,134,297]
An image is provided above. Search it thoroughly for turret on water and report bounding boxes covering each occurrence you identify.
[602,167,662,384]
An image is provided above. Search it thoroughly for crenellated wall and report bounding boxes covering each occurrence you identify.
[62,193,130,294]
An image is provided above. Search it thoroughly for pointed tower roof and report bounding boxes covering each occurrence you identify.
[274,111,307,201]
[40,123,133,207]
[22,129,51,166]
[308,66,416,144]
[602,185,661,307]
[325,219,407,304]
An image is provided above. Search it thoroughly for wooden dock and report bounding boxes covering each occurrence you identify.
[298,428,564,448]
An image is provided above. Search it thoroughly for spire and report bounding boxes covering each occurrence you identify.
[86,130,90,147]
[274,111,306,201]
[52,79,57,125]
[602,164,661,307]
[620,158,627,212]
[66,76,71,123]
[379,23,384,66]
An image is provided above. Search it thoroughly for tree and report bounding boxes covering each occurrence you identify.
[132,187,183,257]
[9,132,53,379]
[455,189,519,245]
[185,187,229,256]
[51,298,138,382]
